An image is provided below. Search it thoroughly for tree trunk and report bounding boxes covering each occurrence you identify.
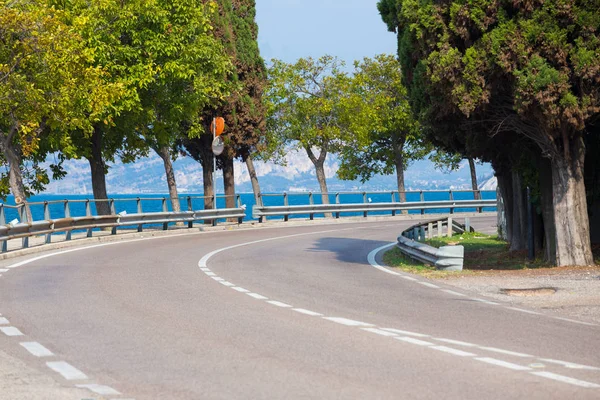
[393,137,407,203]
[223,157,237,222]
[200,151,214,212]
[468,158,480,200]
[305,146,331,217]
[223,157,236,209]
[496,171,513,243]
[550,135,593,266]
[510,170,527,251]
[245,155,262,206]
[538,156,557,264]
[584,133,600,244]
[1,136,32,222]
[156,145,181,213]
[88,126,111,216]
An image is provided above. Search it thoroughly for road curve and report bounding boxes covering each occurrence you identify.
[0,216,599,399]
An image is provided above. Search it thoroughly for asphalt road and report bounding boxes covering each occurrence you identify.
[1,216,599,399]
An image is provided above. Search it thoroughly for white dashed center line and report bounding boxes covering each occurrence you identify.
[322,317,374,327]
[292,308,323,317]
[46,361,88,380]
[267,300,293,308]
[20,342,54,357]
[1,326,23,336]
[76,383,122,395]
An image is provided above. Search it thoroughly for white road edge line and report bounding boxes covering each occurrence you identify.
[381,328,430,338]
[554,317,598,327]
[0,317,9,325]
[366,243,401,275]
[479,346,532,358]
[431,346,476,357]
[20,342,54,357]
[417,282,440,289]
[475,357,531,371]
[506,307,540,315]
[362,328,398,337]
[395,337,433,346]
[434,338,477,347]
[232,287,250,293]
[539,358,600,371]
[442,290,467,297]
[531,371,600,388]
[45,361,88,380]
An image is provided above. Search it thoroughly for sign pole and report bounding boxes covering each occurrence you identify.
[213,117,217,212]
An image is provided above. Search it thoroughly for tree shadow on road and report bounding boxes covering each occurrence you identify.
[307,237,395,266]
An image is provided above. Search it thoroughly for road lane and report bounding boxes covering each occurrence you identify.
[0,217,598,399]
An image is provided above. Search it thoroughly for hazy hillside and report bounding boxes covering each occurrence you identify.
[44,151,495,195]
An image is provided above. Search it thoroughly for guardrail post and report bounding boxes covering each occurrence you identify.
[64,200,71,241]
[363,192,368,218]
[110,199,117,235]
[391,191,396,216]
[447,217,453,237]
[420,191,425,215]
[309,192,314,221]
[283,192,289,222]
[257,193,264,223]
[162,197,168,230]
[137,197,143,232]
[413,227,419,241]
[85,200,93,237]
[428,222,433,239]
[420,227,426,241]
[335,193,340,219]
[19,204,29,249]
[437,221,443,238]
[465,218,471,233]
[0,205,6,252]
[44,202,51,244]
[449,190,454,214]
[187,197,193,228]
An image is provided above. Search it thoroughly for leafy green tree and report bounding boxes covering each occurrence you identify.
[133,0,232,213]
[337,54,426,202]
[0,0,113,209]
[265,56,352,207]
[379,0,599,266]
[181,0,266,211]
[62,0,229,215]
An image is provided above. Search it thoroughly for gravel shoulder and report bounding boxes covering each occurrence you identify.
[437,266,600,324]
[0,349,107,400]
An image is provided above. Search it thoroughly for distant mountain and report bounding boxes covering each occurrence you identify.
[43,151,495,195]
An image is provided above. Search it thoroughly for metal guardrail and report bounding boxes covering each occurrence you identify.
[396,235,464,271]
[252,199,496,222]
[0,207,246,253]
[396,217,469,271]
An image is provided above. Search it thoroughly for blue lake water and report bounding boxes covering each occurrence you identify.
[2,191,497,226]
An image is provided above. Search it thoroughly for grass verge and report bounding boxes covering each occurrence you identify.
[383,232,552,277]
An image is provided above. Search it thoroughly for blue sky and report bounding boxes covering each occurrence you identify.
[255,0,396,65]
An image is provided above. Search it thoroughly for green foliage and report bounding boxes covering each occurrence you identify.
[60,0,232,165]
[264,56,352,160]
[0,0,114,198]
[337,54,427,183]
[391,0,600,140]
